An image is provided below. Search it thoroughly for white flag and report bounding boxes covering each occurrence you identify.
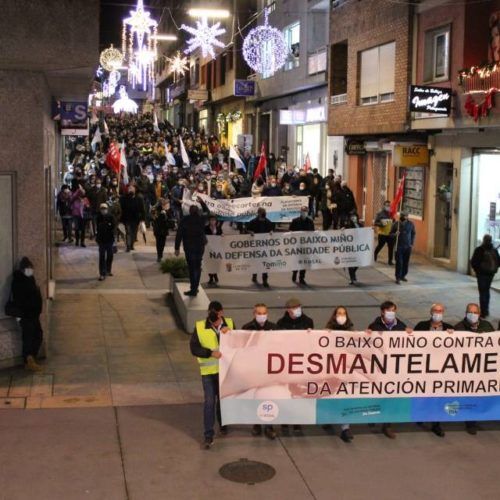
[91,126,101,150]
[179,136,190,168]
[230,145,246,172]
[153,112,160,133]
[120,142,129,185]
[103,119,109,135]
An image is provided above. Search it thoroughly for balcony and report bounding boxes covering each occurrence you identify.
[330,93,347,105]
[459,64,500,93]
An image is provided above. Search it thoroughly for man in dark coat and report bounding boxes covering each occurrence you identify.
[335,181,357,227]
[96,203,116,281]
[11,257,43,371]
[289,206,315,285]
[175,205,207,296]
[120,185,146,252]
[391,211,416,284]
[246,208,275,287]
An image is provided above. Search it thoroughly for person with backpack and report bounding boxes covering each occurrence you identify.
[470,234,499,318]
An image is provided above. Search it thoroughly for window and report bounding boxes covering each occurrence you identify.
[424,26,450,82]
[359,42,395,105]
[308,49,327,75]
[330,41,348,99]
[284,22,300,71]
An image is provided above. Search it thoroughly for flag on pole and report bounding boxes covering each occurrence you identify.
[165,140,176,166]
[390,173,406,218]
[106,141,121,174]
[229,145,246,172]
[120,142,129,185]
[179,136,190,168]
[91,126,101,151]
[103,119,109,135]
[153,112,160,133]
[303,153,311,173]
[253,143,267,180]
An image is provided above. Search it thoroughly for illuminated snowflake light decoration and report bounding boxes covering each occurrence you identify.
[112,86,138,114]
[167,51,189,78]
[242,8,287,76]
[99,44,124,72]
[181,17,226,59]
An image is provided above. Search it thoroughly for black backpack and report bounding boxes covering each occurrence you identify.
[479,248,499,274]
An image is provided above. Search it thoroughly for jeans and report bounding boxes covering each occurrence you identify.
[321,209,332,230]
[125,222,139,250]
[477,274,494,316]
[155,234,167,260]
[374,234,395,263]
[201,374,221,439]
[20,317,43,362]
[186,254,203,292]
[395,247,412,280]
[98,243,114,277]
[73,216,85,244]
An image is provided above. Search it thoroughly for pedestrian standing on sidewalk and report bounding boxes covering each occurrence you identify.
[373,201,395,265]
[190,309,234,449]
[120,185,146,252]
[56,184,73,243]
[11,257,43,372]
[70,183,87,247]
[341,212,363,284]
[289,206,314,285]
[96,203,116,281]
[391,211,416,284]
[242,303,278,440]
[469,234,499,318]
[152,198,173,263]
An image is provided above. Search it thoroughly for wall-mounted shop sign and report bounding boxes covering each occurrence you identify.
[188,89,208,102]
[394,144,429,167]
[234,80,255,97]
[59,101,88,136]
[279,106,326,125]
[409,85,452,115]
[345,139,366,155]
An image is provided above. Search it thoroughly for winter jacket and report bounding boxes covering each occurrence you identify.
[120,194,146,224]
[246,217,275,234]
[11,270,43,319]
[470,244,500,276]
[368,316,407,331]
[453,318,494,333]
[87,186,108,213]
[175,213,207,256]
[289,216,314,232]
[96,213,115,245]
[241,319,277,331]
[276,311,314,330]
[70,190,85,218]
[414,320,454,331]
[391,219,416,250]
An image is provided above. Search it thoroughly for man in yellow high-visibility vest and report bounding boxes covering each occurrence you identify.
[190,307,234,449]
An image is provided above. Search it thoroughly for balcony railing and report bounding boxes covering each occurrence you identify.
[330,93,347,105]
[459,64,500,93]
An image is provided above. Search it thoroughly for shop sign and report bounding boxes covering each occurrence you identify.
[409,85,451,115]
[58,101,89,136]
[394,145,429,167]
[279,106,325,125]
[345,140,366,155]
[234,80,255,97]
[188,89,208,102]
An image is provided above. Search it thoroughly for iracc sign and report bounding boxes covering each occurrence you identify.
[393,144,429,167]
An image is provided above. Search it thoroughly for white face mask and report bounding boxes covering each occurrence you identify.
[292,307,302,319]
[255,314,268,325]
[24,268,34,278]
[336,315,347,326]
[431,313,443,323]
[384,311,396,323]
[466,312,479,324]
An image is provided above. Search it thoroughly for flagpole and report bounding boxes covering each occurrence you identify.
[394,174,405,252]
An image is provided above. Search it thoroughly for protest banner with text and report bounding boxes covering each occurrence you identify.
[219,330,500,425]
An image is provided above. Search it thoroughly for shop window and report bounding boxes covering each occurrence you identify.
[284,22,300,71]
[330,41,347,99]
[359,42,395,106]
[398,166,425,219]
[424,25,450,82]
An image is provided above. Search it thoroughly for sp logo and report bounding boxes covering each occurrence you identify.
[257,401,279,422]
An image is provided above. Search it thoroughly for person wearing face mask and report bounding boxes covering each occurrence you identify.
[289,206,315,285]
[367,300,409,439]
[11,257,43,372]
[120,185,146,252]
[341,212,364,284]
[151,198,175,263]
[96,203,116,281]
[277,297,314,435]
[87,178,108,240]
[374,201,395,265]
[263,176,282,197]
[391,211,416,284]
[453,303,494,435]
[325,306,355,442]
[246,208,275,287]
[334,180,357,228]
[56,184,73,243]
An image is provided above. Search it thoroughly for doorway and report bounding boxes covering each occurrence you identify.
[434,162,453,259]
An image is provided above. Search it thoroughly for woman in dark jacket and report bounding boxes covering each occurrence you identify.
[11,257,43,371]
[152,198,174,262]
[325,305,354,442]
[205,215,222,285]
[341,212,364,284]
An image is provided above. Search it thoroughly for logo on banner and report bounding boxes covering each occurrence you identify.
[257,401,279,422]
[444,401,460,416]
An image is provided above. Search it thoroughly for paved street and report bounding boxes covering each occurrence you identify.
[0,232,498,499]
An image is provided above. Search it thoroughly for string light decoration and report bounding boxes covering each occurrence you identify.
[112,86,138,114]
[167,51,189,78]
[99,44,124,72]
[181,16,226,59]
[242,8,287,76]
[122,0,158,93]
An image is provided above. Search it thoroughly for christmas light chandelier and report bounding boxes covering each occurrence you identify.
[99,44,124,72]
[181,16,226,59]
[122,0,158,93]
[243,8,287,76]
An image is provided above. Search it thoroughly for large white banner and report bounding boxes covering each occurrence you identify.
[219,330,500,425]
[204,228,374,274]
[196,193,309,222]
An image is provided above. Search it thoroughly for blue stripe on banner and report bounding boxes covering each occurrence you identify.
[221,399,317,425]
[218,210,301,223]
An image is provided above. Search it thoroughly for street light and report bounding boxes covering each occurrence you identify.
[187,8,231,19]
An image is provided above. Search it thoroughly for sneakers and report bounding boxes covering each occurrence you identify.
[395,279,401,285]
[431,424,445,437]
[262,281,270,288]
[465,423,478,435]
[382,425,396,439]
[203,437,214,450]
[184,290,198,297]
[25,355,42,372]
[98,276,105,281]
[340,429,354,443]
[401,277,408,282]
[299,278,307,285]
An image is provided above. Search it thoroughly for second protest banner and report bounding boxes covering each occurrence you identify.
[204,228,374,275]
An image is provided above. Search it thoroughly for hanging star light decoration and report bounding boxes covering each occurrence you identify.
[167,51,189,78]
[243,8,287,76]
[181,17,226,60]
